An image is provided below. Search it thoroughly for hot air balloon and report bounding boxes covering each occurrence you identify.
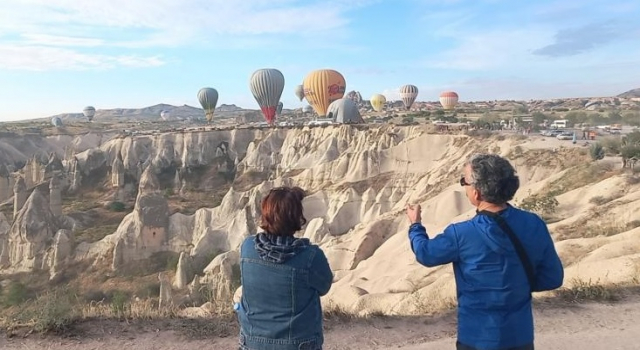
[51,117,63,127]
[198,87,219,122]
[294,84,305,102]
[303,105,314,114]
[160,110,171,120]
[276,102,284,118]
[345,90,362,104]
[400,85,419,110]
[370,94,386,112]
[303,69,346,117]
[439,91,459,110]
[327,98,363,124]
[249,68,285,125]
[83,106,95,121]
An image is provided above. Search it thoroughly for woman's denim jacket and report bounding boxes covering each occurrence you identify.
[237,235,333,350]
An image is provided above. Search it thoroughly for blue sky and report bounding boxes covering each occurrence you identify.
[1,0,639,121]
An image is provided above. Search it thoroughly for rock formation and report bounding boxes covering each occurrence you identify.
[3,124,640,316]
[13,176,27,220]
[110,164,170,270]
[49,175,62,216]
[0,164,13,203]
[7,186,58,271]
[173,252,193,289]
[111,153,126,201]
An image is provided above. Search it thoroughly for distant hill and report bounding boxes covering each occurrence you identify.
[49,103,245,122]
[618,88,640,98]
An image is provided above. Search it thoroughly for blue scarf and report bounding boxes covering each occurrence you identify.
[254,233,310,264]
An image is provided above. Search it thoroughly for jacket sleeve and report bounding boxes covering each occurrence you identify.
[533,222,564,292]
[408,223,459,267]
[309,247,333,296]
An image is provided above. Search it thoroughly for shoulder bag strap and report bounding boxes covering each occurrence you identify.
[478,210,536,292]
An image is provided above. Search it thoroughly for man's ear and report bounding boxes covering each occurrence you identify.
[473,188,482,202]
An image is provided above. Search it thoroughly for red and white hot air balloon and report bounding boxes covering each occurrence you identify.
[439,91,459,110]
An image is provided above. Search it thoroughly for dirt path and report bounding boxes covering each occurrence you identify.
[2,296,639,350]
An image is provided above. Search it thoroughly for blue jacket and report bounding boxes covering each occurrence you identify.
[408,205,564,349]
[237,235,333,350]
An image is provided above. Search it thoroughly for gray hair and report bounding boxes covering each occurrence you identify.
[466,153,520,204]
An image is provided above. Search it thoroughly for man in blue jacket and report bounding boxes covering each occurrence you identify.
[407,153,564,350]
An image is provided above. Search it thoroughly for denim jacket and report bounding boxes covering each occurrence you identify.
[237,234,333,350]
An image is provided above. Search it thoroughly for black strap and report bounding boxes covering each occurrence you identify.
[477,210,536,292]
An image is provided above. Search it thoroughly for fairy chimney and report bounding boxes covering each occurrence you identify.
[49,175,62,216]
[13,176,27,220]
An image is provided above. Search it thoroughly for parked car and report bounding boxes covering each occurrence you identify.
[556,132,574,140]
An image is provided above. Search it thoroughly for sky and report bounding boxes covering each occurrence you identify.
[1,0,639,121]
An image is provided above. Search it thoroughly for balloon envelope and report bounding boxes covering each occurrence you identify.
[294,84,305,102]
[51,117,63,127]
[439,91,459,110]
[249,68,285,124]
[198,87,219,122]
[370,94,386,112]
[276,102,283,117]
[399,85,419,109]
[83,106,95,121]
[303,69,346,117]
[303,105,314,113]
[160,110,170,120]
[327,98,363,124]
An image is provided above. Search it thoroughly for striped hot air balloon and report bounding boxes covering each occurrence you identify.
[399,85,419,110]
[303,69,346,117]
[250,68,285,124]
[83,106,96,121]
[198,87,219,122]
[439,91,459,110]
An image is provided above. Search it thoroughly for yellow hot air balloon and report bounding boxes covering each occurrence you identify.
[302,69,346,116]
[370,94,386,112]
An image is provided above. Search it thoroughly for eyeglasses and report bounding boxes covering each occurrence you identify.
[459,176,473,187]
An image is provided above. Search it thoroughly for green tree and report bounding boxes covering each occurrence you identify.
[532,112,547,124]
[608,110,622,122]
[590,143,605,161]
[622,112,640,127]
[564,111,587,126]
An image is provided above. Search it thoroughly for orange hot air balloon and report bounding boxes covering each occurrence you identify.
[302,69,346,116]
[439,91,459,110]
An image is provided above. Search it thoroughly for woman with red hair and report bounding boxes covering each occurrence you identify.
[237,186,333,350]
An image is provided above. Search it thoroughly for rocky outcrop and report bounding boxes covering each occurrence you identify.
[13,177,27,220]
[173,252,194,289]
[48,229,74,281]
[6,187,59,271]
[0,164,13,203]
[0,213,11,267]
[49,175,62,216]
[110,165,171,270]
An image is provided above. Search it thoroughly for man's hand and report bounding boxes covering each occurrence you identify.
[406,204,422,224]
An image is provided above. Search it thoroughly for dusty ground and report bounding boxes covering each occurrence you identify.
[2,295,639,350]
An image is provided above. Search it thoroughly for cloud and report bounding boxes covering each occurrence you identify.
[0,45,165,70]
[422,29,552,71]
[533,21,636,57]
[0,0,371,70]
[20,34,105,47]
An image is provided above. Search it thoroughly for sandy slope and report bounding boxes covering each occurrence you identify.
[2,295,639,350]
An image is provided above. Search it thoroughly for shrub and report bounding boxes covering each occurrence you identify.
[2,282,30,306]
[518,193,559,216]
[108,201,126,212]
[590,143,605,161]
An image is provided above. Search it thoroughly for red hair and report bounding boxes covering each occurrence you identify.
[260,186,307,236]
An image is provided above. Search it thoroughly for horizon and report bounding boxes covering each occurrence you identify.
[1,0,639,122]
